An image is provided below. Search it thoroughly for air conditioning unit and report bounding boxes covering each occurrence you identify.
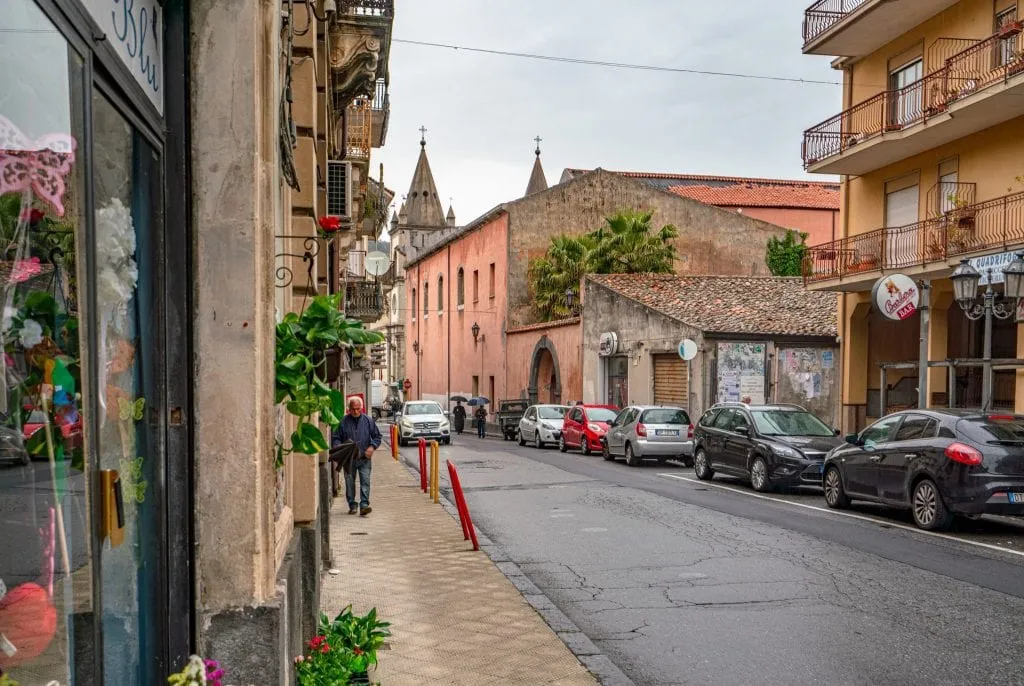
[326,160,353,219]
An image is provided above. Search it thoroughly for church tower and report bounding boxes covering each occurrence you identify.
[525,137,549,197]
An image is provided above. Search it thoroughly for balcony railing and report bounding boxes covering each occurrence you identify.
[371,79,390,147]
[803,26,1024,168]
[340,0,393,17]
[803,0,870,45]
[926,181,975,219]
[346,281,384,321]
[803,191,1024,284]
[345,99,372,162]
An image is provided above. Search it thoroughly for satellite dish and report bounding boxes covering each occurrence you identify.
[365,251,391,277]
[678,339,698,361]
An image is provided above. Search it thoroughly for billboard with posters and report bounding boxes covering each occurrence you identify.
[716,342,767,405]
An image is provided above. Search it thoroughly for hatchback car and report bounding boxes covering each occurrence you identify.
[518,404,569,448]
[559,405,619,455]
[601,406,693,466]
[823,410,1024,530]
[693,403,841,491]
[396,401,451,446]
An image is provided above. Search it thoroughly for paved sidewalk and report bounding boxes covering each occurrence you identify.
[320,451,598,685]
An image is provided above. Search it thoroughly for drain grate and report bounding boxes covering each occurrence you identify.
[350,532,369,536]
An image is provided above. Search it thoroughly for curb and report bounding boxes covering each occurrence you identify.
[396,452,635,686]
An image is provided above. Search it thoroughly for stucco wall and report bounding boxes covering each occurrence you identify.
[506,321,583,404]
[507,170,787,326]
[405,213,509,405]
[733,207,839,246]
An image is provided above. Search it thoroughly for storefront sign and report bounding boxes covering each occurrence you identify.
[872,273,919,321]
[969,251,1017,285]
[82,0,164,113]
[598,332,619,357]
[678,338,697,361]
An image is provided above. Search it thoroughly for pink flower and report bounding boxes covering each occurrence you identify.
[4,354,13,368]
[10,257,42,283]
[294,655,305,664]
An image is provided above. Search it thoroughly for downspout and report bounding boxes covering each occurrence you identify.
[838,62,854,430]
[417,262,422,400]
[447,245,452,408]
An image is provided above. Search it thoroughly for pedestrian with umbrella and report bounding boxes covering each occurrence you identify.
[469,396,490,438]
[451,395,468,435]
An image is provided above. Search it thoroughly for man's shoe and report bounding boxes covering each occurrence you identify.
[359,507,372,516]
[347,508,358,515]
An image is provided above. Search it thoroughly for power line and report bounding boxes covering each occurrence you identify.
[394,38,844,87]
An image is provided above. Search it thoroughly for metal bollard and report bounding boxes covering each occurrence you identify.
[430,441,440,504]
[418,438,428,492]
[391,424,399,460]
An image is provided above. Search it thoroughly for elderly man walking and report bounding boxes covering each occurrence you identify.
[332,396,382,516]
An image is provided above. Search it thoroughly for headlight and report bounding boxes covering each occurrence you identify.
[441,420,450,429]
[587,423,603,433]
[401,419,413,428]
[772,444,803,459]
[541,422,554,430]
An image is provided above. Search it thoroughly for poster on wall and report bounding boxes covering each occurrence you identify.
[717,342,766,405]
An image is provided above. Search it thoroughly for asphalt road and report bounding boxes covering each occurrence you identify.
[430,433,1024,686]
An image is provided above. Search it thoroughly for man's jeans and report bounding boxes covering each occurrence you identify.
[345,458,372,509]
[477,420,486,438]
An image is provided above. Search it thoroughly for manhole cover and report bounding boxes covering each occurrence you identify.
[350,532,369,536]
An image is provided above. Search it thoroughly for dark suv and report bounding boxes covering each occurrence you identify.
[692,403,842,492]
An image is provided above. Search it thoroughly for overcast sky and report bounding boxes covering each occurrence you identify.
[374,0,842,227]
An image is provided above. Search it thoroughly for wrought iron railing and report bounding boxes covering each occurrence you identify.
[926,181,976,218]
[372,79,388,111]
[803,25,1024,168]
[346,99,372,161]
[346,280,384,320]
[371,79,390,147]
[803,0,870,45]
[340,0,394,17]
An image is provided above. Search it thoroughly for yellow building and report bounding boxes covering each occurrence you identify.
[801,0,1024,431]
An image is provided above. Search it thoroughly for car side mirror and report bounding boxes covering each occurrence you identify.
[444,410,450,417]
[834,428,842,436]
[844,433,860,446]
[736,425,750,436]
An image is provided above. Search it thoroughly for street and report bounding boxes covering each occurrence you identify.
[428,434,1024,686]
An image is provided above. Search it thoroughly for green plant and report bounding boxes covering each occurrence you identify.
[294,606,391,685]
[275,294,384,465]
[765,230,809,277]
[321,606,392,661]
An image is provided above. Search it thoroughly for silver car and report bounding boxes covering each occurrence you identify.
[602,405,694,467]
[518,404,570,449]
[396,401,451,446]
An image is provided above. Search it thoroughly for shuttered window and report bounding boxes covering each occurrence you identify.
[653,355,688,408]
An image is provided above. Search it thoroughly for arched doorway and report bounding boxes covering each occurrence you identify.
[529,336,562,405]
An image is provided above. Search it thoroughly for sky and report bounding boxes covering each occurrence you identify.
[374,0,842,228]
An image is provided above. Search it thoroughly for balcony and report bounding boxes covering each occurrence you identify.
[371,79,390,148]
[803,28,1024,175]
[803,191,1024,290]
[803,0,961,58]
[340,0,393,17]
[346,280,384,322]
[346,99,372,163]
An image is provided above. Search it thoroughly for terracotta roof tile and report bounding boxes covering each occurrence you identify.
[588,274,837,337]
[666,183,839,210]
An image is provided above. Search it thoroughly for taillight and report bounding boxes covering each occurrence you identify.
[988,415,1016,422]
[945,442,983,467]
[636,423,647,438]
[687,424,694,439]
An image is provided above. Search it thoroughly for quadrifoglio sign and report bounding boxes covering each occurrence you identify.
[872,273,920,321]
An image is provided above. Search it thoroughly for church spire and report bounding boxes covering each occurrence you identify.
[403,128,446,229]
[525,136,548,197]
[446,202,456,227]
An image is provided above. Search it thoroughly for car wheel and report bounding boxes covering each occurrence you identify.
[444,437,451,446]
[535,432,545,449]
[823,466,849,509]
[398,437,406,448]
[20,452,30,467]
[518,430,526,447]
[559,436,568,453]
[372,408,381,420]
[750,457,772,493]
[912,478,954,531]
[602,442,615,461]
[625,443,641,467]
[582,440,592,456]
[694,449,714,481]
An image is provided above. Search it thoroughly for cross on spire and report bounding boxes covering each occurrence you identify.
[419,126,428,146]
[534,136,543,156]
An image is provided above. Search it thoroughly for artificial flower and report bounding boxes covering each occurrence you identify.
[95,198,138,335]
[2,306,16,333]
[9,257,42,283]
[19,208,45,225]
[18,319,43,348]
[318,215,341,233]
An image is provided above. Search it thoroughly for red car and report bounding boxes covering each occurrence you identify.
[23,410,83,456]
[559,405,620,455]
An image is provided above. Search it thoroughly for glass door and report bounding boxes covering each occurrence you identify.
[889,59,923,127]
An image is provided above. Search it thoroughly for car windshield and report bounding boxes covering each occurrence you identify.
[642,409,689,425]
[752,410,833,437]
[586,408,618,422]
[538,406,568,420]
[957,416,1024,443]
[405,403,442,416]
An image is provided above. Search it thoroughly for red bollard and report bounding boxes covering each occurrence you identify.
[446,460,479,551]
[418,438,428,493]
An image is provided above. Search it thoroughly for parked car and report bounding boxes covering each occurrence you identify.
[395,400,451,446]
[823,409,1024,530]
[601,406,693,467]
[497,399,529,441]
[23,409,83,459]
[518,404,569,448]
[692,403,841,491]
[559,404,619,455]
[0,425,29,466]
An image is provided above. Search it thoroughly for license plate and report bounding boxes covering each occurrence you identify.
[655,430,679,437]
[1010,493,1024,504]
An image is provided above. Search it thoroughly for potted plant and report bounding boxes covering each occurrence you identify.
[925,235,946,261]
[295,606,392,685]
[997,20,1024,39]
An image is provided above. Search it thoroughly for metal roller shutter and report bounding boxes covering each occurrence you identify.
[653,355,688,408]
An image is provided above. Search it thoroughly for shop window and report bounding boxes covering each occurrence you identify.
[606,356,629,407]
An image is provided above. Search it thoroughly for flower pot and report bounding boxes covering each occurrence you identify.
[997,21,1023,39]
[957,213,976,230]
[313,347,343,384]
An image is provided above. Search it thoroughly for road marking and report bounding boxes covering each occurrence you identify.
[657,473,1024,560]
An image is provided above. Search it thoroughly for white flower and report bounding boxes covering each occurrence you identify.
[95,198,138,335]
[19,318,43,348]
[2,306,16,333]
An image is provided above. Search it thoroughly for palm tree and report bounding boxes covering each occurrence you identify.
[529,210,679,320]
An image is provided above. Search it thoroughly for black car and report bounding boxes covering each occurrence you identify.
[692,403,842,491]
[823,409,1024,531]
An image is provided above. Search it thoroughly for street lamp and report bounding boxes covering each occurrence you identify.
[565,288,575,310]
[471,322,480,344]
[951,253,1024,410]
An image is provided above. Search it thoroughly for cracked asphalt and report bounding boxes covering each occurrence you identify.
[439,434,1024,686]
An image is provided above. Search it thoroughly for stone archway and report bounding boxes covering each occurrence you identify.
[528,336,562,405]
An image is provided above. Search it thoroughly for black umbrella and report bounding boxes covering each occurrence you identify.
[450,395,470,403]
[467,396,490,406]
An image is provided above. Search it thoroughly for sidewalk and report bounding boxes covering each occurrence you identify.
[320,450,598,685]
